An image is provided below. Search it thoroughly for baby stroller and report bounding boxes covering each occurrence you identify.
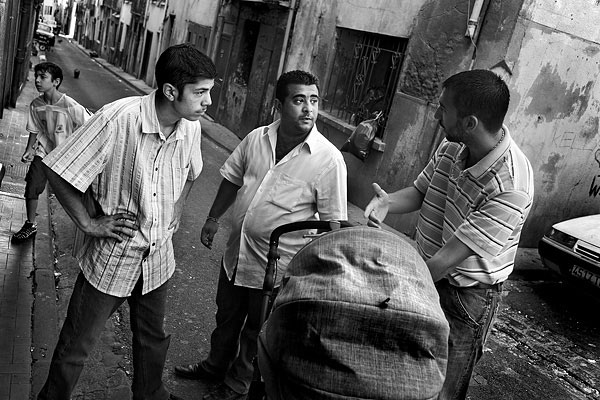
[249,222,450,400]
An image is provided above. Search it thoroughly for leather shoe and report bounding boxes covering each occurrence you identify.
[174,362,223,381]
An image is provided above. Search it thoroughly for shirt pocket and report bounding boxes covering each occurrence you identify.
[266,173,312,213]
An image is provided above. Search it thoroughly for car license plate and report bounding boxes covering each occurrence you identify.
[570,265,600,289]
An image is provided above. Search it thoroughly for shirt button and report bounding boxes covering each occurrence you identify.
[155,167,158,171]
[153,193,157,196]
[152,243,155,246]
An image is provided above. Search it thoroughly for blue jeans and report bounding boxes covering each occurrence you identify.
[204,265,276,394]
[435,279,502,400]
[37,272,171,400]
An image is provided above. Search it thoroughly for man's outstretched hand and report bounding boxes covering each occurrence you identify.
[364,183,389,228]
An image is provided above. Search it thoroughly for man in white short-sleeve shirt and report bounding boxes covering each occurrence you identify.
[174,70,347,400]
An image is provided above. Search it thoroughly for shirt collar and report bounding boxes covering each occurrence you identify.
[264,119,320,154]
[141,90,185,142]
[461,124,512,178]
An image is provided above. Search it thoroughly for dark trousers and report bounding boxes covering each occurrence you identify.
[204,266,275,394]
[38,272,171,400]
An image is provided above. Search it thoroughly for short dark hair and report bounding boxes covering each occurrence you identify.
[34,62,63,88]
[155,44,217,99]
[275,70,320,102]
[442,69,509,133]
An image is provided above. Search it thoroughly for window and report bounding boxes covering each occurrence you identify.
[187,22,211,54]
[324,28,407,134]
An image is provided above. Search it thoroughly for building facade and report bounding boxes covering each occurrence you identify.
[68,0,600,246]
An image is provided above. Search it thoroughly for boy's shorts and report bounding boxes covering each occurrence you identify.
[24,156,48,200]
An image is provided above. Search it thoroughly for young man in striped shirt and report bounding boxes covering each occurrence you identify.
[365,69,534,400]
[37,44,217,400]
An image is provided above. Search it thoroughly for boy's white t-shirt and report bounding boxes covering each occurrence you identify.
[27,93,91,157]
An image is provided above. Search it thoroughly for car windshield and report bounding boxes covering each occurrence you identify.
[38,24,53,33]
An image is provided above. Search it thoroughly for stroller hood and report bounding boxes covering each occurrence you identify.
[258,226,449,400]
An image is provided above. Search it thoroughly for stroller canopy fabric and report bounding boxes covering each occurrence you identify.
[258,226,449,400]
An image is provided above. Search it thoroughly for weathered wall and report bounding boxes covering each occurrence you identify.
[504,0,600,245]
[118,3,131,51]
[285,0,422,80]
[167,0,219,46]
[336,0,421,37]
[289,0,528,240]
[283,0,337,82]
[143,4,166,86]
[218,2,288,136]
[286,0,430,218]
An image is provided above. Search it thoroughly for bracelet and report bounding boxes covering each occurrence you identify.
[206,216,219,224]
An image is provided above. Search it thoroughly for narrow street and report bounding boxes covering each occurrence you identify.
[26,39,600,399]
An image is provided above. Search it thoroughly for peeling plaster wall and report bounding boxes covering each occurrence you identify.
[400,0,482,102]
[283,0,337,81]
[167,0,219,46]
[507,0,600,245]
[284,0,428,231]
[283,0,600,246]
[336,0,419,37]
[285,0,422,81]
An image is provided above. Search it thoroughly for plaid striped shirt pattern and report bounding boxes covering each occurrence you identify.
[27,93,91,157]
[44,91,203,296]
[414,126,534,287]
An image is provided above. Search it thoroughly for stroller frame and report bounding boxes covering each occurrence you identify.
[248,220,352,400]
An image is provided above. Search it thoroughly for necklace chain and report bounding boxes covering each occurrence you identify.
[492,128,505,151]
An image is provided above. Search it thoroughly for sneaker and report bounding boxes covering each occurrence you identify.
[12,220,37,242]
[203,384,246,400]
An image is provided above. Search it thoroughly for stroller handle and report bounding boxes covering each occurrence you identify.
[250,220,354,400]
[261,220,353,326]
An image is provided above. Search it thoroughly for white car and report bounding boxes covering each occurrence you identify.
[538,215,600,290]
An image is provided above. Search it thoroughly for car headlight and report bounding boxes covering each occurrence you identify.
[547,228,577,248]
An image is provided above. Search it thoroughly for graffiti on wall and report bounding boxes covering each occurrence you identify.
[590,149,600,197]
[547,117,600,198]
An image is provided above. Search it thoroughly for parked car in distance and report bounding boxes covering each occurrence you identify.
[538,214,600,290]
[34,22,56,49]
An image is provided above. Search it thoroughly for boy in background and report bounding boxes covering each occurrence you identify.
[12,61,91,242]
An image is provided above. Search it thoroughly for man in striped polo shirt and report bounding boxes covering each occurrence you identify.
[365,69,534,400]
[37,44,216,400]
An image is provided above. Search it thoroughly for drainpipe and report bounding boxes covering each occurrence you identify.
[276,0,297,77]
[465,0,485,39]
[465,0,489,70]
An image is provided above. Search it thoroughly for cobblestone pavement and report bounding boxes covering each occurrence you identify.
[0,53,38,400]
[0,193,33,400]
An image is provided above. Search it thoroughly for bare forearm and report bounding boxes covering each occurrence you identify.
[388,186,425,214]
[426,236,475,282]
[208,178,240,219]
[25,132,37,149]
[43,164,92,231]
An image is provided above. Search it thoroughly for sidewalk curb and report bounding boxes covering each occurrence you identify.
[31,191,58,397]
